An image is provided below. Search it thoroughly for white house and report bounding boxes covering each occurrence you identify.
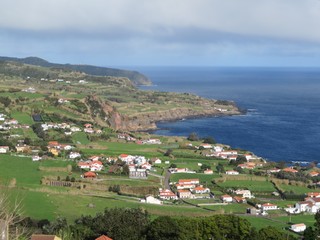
[226,170,239,175]
[69,152,81,159]
[143,139,161,144]
[144,195,163,205]
[159,189,178,200]
[235,189,253,199]
[32,155,42,161]
[213,145,224,152]
[199,143,212,149]
[153,158,162,164]
[177,190,193,199]
[204,169,213,174]
[70,126,81,132]
[290,223,306,233]
[193,186,210,194]
[0,146,9,153]
[261,203,278,211]
[221,195,233,203]
[90,161,103,172]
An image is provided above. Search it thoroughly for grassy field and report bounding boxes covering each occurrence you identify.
[170,173,219,183]
[241,215,289,231]
[279,184,311,195]
[11,111,34,125]
[217,180,277,192]
[72,132,90,145]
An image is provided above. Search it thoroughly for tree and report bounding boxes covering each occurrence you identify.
[0,191,27,239]
[169,163,177,168]
[216,163,225,174]
[164,149,173,157]
[303,226,316,240]
[202,136,216,144]
[187,132,199,141]
[147,216,179,240]
[200,164,211,171]
[235,155,247,164]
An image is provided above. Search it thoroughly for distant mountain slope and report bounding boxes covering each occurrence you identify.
[0,56,151,86]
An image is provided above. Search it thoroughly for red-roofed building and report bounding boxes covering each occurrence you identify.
[233,196,246,203]
[84,123,92,128]
[307,192,320,198]
[159,189,178,200]
[177,189,192,199]
[283,167,298,173]
[89,155,100,161]
[178,179,200,185]
[221,194,233,203]
[84,171,97,179]
[193,186,210,194]
[309,171,320,177]
[96,235,113,240]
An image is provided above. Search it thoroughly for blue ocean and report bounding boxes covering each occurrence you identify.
[137,67,320,163]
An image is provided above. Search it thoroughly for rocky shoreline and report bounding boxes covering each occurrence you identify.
[110,105,243,131]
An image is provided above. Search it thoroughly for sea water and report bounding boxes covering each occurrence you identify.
[137,67,320,163]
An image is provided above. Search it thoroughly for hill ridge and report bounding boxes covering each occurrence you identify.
[0,56,151,86]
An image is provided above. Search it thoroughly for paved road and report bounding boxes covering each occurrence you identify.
[164,170,171,189]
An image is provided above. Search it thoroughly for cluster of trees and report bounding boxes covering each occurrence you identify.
[0,96,11,107]
[9,208,304,240]
[274,171,311,183]
[187,132,216,144]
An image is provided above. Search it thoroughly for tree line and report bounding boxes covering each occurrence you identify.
[12,208,301,240]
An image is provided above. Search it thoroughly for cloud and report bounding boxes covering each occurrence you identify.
[1,0,320,66]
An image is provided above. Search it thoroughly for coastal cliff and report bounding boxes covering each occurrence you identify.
[96,96,241,131]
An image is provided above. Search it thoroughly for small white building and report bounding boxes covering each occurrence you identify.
[261,203,278,211]
[225,170,239,175]
[69,152,81,159]
[142,195,162,205]
[290,223,306,233]
[204,169,213,174]
[235,189,253,199]
[0,146,9,153]
[32,155,42,161]
[221,195,233,203]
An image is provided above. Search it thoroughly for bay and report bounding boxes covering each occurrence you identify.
[137,67,320,162]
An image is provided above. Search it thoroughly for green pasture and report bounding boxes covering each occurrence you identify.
[275,214,315,227]
[72,132,90,145]
[170,173,218,184]
[11,112,34,125]
[0,92,45,99]
[217,180,276,192]
[241,216,289,231]
[201,203,249,214]
[279,184,311,195]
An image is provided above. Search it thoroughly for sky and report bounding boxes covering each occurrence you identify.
[1,0,320,67]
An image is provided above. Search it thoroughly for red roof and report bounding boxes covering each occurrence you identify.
[48,141,59,146]
[178,189,190,193]
[96,235,113,240]
[119,154,128,158]
[92,160,103,165]
[262,203,276,207]
[84,171,96,178]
